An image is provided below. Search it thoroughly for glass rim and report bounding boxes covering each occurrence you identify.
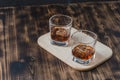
[71,30,97,44]
[49,14,73,27]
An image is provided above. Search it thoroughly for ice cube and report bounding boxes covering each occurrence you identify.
[56,28,67,37]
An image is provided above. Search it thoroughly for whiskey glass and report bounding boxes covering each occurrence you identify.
[71,30,97,64]
[49,14,72,46]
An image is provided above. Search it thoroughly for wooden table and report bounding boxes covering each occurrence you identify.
[0,1,120,80]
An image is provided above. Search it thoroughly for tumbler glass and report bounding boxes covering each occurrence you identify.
[49,14,72,46]
[71,30,97,64]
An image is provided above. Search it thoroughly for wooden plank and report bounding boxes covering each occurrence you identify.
[0,62,2,80]
[0,14,6,80]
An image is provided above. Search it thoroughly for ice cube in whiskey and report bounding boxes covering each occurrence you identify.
[51,26,70,42]
[72,44,95,60]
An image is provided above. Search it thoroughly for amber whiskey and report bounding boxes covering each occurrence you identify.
[72,44,95,60]
[51,26,70,42]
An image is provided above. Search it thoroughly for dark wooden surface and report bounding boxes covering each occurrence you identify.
[0,1,120,80]
[0,0,119,7]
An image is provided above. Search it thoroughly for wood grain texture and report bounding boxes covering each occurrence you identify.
[0,62,2,80]
[0,1,120,80]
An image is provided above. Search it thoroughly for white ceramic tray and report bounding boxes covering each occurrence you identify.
[37,28,113,71]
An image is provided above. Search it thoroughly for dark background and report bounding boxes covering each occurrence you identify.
[0,0,119,7]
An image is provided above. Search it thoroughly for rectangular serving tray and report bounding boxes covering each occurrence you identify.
[37,28,113,71]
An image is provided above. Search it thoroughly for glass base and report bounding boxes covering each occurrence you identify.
[51,40,68,46]
[73,55,95,65]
